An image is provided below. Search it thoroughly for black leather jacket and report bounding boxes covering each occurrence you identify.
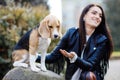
[45,27,108,80]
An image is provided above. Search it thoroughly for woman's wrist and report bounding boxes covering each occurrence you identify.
[69,52,78,63]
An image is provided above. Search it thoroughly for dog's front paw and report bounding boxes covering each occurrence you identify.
[22,64,28,68]
[13,62,28,68]
[41,66,47,72]
[31,67,40,72]
[35,63,41,68]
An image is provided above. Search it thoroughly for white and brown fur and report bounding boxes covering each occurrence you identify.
[12,14,62,72]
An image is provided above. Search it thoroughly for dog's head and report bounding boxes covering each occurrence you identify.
[38,14,62,39]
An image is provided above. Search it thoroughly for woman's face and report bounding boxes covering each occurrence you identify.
[84,6,102,28]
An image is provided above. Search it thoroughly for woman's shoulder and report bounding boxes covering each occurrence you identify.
[67,27,79,33]
[64,27,79,38]
[68,27,78,30]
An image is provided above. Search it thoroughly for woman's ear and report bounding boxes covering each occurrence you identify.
[38,19,50,38]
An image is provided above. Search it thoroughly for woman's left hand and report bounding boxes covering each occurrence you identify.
[59,49,75,58]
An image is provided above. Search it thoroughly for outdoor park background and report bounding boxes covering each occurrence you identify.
[0,0,120,80]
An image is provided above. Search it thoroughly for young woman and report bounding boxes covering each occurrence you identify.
[37,3,113,80]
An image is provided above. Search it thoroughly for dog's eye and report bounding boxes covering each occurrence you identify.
[48,26,53,28]
[57,26,59,28]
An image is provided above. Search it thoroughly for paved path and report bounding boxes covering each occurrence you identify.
[105,59,120,80]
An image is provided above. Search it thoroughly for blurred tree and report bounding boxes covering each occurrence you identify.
[104,0,120,51]
[14,0,49,9]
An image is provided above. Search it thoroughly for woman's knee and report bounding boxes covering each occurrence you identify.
[86,72,96,80]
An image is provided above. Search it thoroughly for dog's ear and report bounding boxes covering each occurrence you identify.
[38,19,50,38]
[58,20,62,39]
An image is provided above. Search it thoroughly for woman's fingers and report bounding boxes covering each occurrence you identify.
[59,49,75,58]
[60,49,69,57]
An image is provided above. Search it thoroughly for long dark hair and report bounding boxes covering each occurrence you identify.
[79,4,113,59]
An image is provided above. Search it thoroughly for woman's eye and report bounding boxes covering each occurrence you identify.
[92,11,96,15]
[99,14,102,18]
[48,26,53,28]
[91,11,102,18]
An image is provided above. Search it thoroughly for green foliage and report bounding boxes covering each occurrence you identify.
[104,0,120,51]
[0,2,49,79]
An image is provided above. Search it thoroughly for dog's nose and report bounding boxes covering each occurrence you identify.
[54,35,58,38]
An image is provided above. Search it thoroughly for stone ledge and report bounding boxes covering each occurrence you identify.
[3,67,64,80]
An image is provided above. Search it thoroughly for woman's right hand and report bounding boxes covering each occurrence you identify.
[59,49,75,59]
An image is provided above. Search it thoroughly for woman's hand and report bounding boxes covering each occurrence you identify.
[59,49,75,58]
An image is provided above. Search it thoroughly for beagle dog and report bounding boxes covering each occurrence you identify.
[12,14,62,72]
